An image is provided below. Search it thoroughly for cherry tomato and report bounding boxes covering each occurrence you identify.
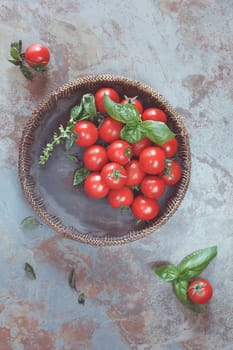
[120,96,143,114]
[84,172,109,199]
[187,279,213,304]
[125,160,145,186]
[98,117,123,144]
[101,162,127,189]
[161,137,178,158]
[73,121,98,147]
[95,88,120,114]
[107,140,132,165]
[160,160,182,185]
[131,195,159,221]
[24,43,50,68]
[141,176,165,199]
[83,145,108,171]
[108,186,134,208]
[139,146,166,175]
[142,108,167,123]
[131,137,152,157]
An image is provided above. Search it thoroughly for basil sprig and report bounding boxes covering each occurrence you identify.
[104,94,175,145]
[154,246,217,312]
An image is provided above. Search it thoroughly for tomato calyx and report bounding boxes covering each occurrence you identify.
[123,95,138,104]
[108,166,127,183]
[189,280,207,296]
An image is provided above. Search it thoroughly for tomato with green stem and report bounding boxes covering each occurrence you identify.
[120,96,143,114]
[187,279,213,304]
[101,162,127,189]
[108,186,134,208]
[161,160,181,185]
[73,121,98,147]
[95,88,120,114]
[131,195,159,221]
[107,140,132,165]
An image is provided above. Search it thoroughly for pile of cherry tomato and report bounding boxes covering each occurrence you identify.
[72,87,182,221]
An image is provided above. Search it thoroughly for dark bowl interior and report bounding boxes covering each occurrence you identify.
[18,74,191,246]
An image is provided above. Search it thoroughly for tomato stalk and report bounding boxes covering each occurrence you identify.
[108,166,127,183]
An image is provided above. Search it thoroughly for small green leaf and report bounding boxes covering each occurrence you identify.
[70,104,83,120]
[20,216,41,230]
[8,59,21,66]
[178,246,217,281]
[73,167,90,186]
[68,267,76,289]
[104,94,140,126]
[67,154,78,162]
[82,93,97,119]
[20,65,33,81]
[120,124,144,144]
[141,120,175,145]
[24,262,36,280]
[78,292,85,305]
[173,279,203,312]
[65,132,77,151]
[155,264,179,282]
[10,46,22,61]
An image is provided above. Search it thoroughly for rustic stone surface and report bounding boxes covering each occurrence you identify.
[0,0,233,349]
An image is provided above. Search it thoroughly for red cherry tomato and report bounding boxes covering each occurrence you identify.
[83,145,108,171]
[125,160,145,186]
[131,195,160,221]
[139,146,166,175]
[141,176,166,199]
[95,88,120,114]
[84,172,109,199]
[107,140,132,165]
[142,108,167,123]
[73,121,98,147]
[108,186,134,208]
[161,137,178,158]
[24,43,50,68]
[131,137,152,157]
[187,279,213,304]
[101,162,127,189]
[98,117,123,143]
[120,96,143,114]
[161,160,182,185]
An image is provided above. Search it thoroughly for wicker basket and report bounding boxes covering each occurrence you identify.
[18,74,191,246]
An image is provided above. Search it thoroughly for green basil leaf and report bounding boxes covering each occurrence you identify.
[120,124,144,144]
[178,246,217,281]
[24,262,36,280]
[20,216,41,230]
[10,46,22,61]
[173,280,203,312]
[82,93,97,118]
[70,104,83,120]
[68,267,76,289]
[104,94,140,126]
[154,264,179,282]
[78,292,85,305]
[141,120,175,145]
[73,167,90,186]
[65,132,77,151]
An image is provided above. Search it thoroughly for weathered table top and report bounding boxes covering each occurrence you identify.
[1,1,232,349]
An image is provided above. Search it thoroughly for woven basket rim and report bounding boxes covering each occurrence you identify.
[18,74,191,246]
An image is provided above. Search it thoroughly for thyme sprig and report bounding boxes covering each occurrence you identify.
[38,93,97,165]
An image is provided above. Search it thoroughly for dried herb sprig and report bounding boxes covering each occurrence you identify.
[39,94,97,165]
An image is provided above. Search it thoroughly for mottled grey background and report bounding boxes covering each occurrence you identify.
[0,0,232,349]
